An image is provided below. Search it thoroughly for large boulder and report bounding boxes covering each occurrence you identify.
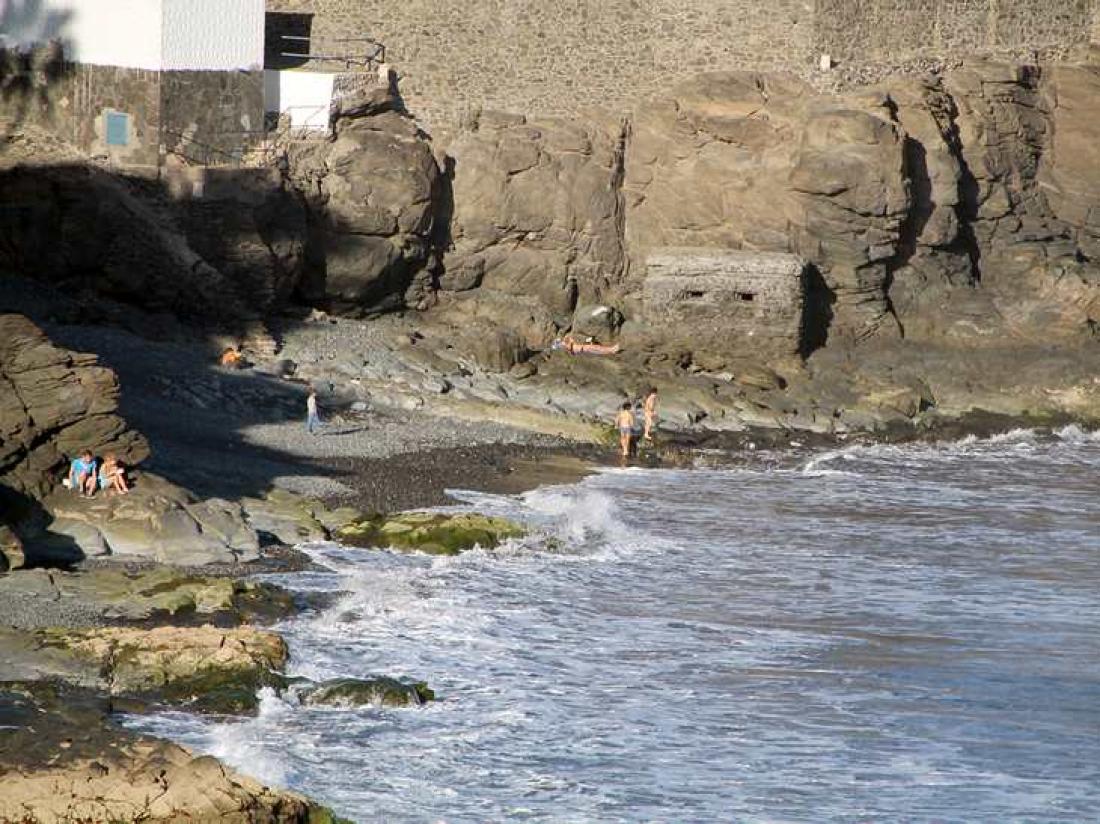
[288,86,442,315]
[438,110,628,340]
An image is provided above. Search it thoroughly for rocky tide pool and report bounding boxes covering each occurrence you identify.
[126,428,1100,822]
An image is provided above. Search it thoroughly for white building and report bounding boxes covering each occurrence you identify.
[1,0,266,166]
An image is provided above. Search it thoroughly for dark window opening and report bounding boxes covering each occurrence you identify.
[683,289,707,299]
[265,12,314,70]
[736,292,755,302]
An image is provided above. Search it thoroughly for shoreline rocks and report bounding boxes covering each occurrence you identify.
[338,511,528,555]
[0,681,350,824]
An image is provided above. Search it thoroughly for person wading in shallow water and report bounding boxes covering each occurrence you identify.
[615,402,636,459]
[306,389,322,435]
[643,386,659,442]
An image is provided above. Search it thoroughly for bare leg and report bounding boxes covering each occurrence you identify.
[619,432,630,458]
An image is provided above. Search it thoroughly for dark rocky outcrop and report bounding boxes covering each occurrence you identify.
[0,313,148,504]
[286,85,442,315]
[300,676,435,708]
[0,314,262,565]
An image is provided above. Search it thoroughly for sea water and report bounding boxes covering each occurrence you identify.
[125,428,1100,822]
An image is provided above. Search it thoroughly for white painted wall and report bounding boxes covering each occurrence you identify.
[161,0,264,70]
[0,0,264,70]
[0,0,164,68]
[264,69,335,130]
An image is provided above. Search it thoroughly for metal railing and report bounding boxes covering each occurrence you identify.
[277,34,385,70]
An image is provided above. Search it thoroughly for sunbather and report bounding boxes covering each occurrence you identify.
[550,333,621,356]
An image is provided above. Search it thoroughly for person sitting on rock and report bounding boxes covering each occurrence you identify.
[550,332,622,356]
[615,402,636,459]
[68,450,98,498]
[98,454,130,495]
[219,346,245,369]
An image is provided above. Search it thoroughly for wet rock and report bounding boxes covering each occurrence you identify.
[0,681,344,823]
[0,567,296,626]
[300,676,435,708]
[240,488,361,545]
[338,511,527,555]
[29,625,289,712]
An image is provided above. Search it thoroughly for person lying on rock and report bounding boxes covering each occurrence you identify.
[68,450,98,498]
[98,454,130,495]
[615,402,636,459]
[550,332,622,356]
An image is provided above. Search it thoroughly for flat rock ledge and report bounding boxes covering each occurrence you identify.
[338,511,528,555]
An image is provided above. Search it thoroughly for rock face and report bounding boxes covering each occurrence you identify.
[0,314,148,505]
[287,86,442,315]
[438,111,628,338]
[0,159,302,329]
[421,63,1099,370]
[624,72,910,345]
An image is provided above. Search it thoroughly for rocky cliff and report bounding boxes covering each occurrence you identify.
[430,61,1099,367]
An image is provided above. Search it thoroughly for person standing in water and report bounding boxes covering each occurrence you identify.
[615,402,635,459]
[306,389,322,435]
[643,387,659,442]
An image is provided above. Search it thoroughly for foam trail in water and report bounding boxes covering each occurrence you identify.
[203,688,295,786]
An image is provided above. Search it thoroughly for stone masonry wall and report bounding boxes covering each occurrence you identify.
[815,0,1097,79]
[265,0,817,134]
[265,0,1099,134]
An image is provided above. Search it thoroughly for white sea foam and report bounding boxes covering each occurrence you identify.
[122,437,1100,823]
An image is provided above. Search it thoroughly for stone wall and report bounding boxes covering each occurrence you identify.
[265,0,817,134]
[815,0,1097,78]
[265,0,1100,133]
[1,48,264,167]
[160,70,265,164]
[643,249,806,359]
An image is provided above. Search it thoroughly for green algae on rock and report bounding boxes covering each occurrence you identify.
[337,511,527,555]
[35,625,289,713]
[301,676,436,708]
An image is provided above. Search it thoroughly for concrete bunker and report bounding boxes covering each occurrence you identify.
[643,247,807,360]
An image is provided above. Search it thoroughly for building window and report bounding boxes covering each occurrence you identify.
[105,112,129,146]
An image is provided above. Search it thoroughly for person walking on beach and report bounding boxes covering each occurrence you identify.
[615,402,635,459]
[643,386,659,442]
[306,389,322,435]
